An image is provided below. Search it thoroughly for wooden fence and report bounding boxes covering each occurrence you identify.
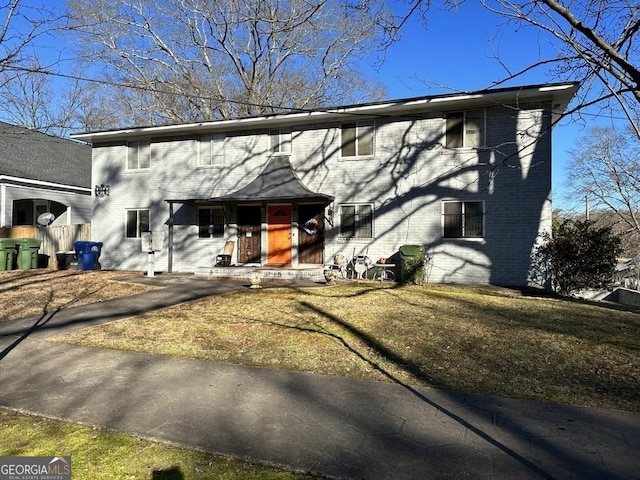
[0,224,90,269]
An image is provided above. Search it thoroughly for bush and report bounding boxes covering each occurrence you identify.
[539,219,622,295]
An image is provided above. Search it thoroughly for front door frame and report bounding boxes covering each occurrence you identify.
[237,205,262,264]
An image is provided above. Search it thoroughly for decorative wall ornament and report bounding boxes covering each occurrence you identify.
[302,218,319,236]
[94,184,110,197]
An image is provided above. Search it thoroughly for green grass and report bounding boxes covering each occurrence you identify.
[55,283,640,411]
[0,408,321,480]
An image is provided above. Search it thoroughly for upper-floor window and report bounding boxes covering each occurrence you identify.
[126,208,150,238]
[199,134,225,166]
[269,129,291,154]
[340,204,373,239]
[442,201,484,238]
[127,141,151,170]
[341,121,374,157]
[445,110,485,149]
[198,206,225,238]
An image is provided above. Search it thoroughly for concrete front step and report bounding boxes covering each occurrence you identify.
[195,265,326,283]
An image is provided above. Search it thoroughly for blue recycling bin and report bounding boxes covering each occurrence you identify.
[74,241,103,271]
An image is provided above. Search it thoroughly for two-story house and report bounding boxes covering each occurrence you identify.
[72,82,578,287]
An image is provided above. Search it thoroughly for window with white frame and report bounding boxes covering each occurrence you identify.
[198,134,225,166]
[126,209,150,238]
[442,201,484,238]
[127,141,151,170]
[341,121,374,157]
[198,206,225,238]
[340,204,373,238]
[269,129,292,154]
[445,109,485,148]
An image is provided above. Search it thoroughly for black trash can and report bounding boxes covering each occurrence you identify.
[56,251,77,270]
[399,244,425,284]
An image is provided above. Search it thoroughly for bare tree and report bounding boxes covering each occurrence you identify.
[0,0,60,70]
[0,58,95,136]
[567,125,640,253]
[481,0,640,136]
[389,1,640,134]
[66,0,390,126]
[0,1,93,135]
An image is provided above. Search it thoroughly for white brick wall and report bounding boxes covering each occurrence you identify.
[90,101,552,286]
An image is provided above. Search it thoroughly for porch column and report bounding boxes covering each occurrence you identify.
[168,201,174,273]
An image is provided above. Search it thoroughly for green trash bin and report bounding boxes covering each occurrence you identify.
[399,244,425,284]
[0,239,16,271]
[15,238,42,270]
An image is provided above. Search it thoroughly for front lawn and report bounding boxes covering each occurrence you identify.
[54,283,640,411]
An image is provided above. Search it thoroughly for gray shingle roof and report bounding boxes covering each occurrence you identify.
[0,122,91,189]
[212,156,333,204]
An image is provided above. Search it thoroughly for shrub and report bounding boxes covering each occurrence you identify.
[539,219,622,295]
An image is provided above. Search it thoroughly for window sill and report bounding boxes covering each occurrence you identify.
[338,155,374,162]
[443,146,491,151]
[337,237,374,243]
[196,164,225,169]
[443,236,486,243]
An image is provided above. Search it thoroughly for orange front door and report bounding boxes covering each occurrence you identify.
[267,204,292,265]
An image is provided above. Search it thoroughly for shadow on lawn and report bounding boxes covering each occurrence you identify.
[152,466,184,480]
[298,298,620,480]
[0,270,81,294]
[0,285,108,361]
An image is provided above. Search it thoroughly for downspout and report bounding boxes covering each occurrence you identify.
[168,201,174,273]
[0,184,5,227]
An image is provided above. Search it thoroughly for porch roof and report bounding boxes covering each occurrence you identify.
[166,156,333,205]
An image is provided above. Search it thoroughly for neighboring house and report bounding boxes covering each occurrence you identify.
[72,82,578,287]
[0,122,92,227]
[613,258,640,290]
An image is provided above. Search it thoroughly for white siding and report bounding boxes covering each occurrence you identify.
[90,101,552,287]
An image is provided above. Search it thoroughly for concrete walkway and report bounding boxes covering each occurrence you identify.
[0,276,639,479]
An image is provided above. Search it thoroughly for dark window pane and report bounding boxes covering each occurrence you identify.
[126,210,138,238]
[464,202,483,237]
[357,204,373,237]
[139,210,150,234]
[443,201,484,238]
[446,113,463,149]
[211,209,224,237]
[198,207,224,238]
[444,215,462,238]
[341,205,356,237]
[198,209,210,238]
[443,202,463,238]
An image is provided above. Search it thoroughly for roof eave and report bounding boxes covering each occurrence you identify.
[71,82,580,143]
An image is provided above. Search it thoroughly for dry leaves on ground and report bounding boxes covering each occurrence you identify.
[0,270,158,321]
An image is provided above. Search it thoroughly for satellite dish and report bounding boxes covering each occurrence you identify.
[37,212,56,226]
